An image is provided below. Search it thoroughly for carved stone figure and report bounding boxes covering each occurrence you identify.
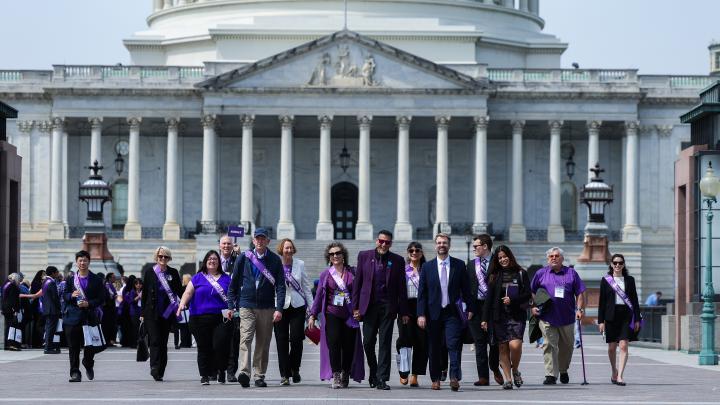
[361,55,377,86]
[308,52,331,85]
[335,44,357,77]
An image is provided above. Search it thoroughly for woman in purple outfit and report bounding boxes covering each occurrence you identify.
[177,250,233,385]
[307,242,364,389]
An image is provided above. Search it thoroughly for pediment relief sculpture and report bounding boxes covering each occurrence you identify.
[307,45,380,88]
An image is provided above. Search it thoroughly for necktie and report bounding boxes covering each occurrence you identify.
[441,261,449,307]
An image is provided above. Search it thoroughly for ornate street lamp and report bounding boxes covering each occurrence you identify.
[577,164,613,265]
[580,164,614,227]
[114,153,125,176]
[79,161,112,228]
[699,161,720,365]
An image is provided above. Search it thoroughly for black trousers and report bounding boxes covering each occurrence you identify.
[362,303,395,382]
[64,323,95,376]
[145,316,173,377]
[325,312,357,374]
[3,313,20,349]
[395,298,427,376]
[44,314,60,351]
[101,305,117,345]
[227,317,241,375]
[274,304,307,378]
[189,314,233,378]
[173,323,192,348]
[468,299,501,379]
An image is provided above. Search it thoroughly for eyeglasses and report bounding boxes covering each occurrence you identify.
[207,257,219,262]
[328,251,343,257]
[612,261,624,266]
[377,239,392,246]
[408,248,422,254]
[158,255,171,260]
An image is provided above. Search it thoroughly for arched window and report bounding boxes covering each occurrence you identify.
[112,179,128,229]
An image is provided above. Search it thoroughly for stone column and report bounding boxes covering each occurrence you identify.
[177,0,187,5]
[509,120,526,242]
[434,116,451,235]
[587,120,602,182]
[316,115,334,240]
[153,0,163,12]
[355,115,373,240]
[623,121,642,242]
[547,120,564,242]
[240,114,255,232]
[200,114,218,234]
[503,0,514,8]
[163,118,181,240]
[394,116,413,240]
[17,121,33,229]
[519,0,529,11]
[89,117,103,172]
[48,117,65,239]
[277,115,296,239]
[163,0,172,9]
[62,128,69,230]
[529,0,539,15]
[124,117,142,240]
[472,116,489,234]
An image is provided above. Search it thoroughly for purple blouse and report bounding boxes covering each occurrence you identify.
[189,273,231,317]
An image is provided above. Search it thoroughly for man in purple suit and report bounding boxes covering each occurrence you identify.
[352,230,409,390]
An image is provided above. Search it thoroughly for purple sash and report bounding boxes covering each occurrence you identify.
[106,282,117,300]
[2,281,10,295]
[404,265,419,290]
[245,251,275,285]
[474,257,489,297]
[604,275,639,327]
[153,265,179,320]
[284,265,308,305]
[329,266,360,329]
[203,273,229,304]
[74,274,103,322]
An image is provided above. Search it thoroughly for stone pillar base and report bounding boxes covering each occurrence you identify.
[355,222,374,240]
[547,225,565,243]
[472,223,489,235]
[276,222,296,240]
[433,222,452,236]
[393,222,413,241]
[48,222,66,239]
[622,225,643,243]
[508,224,526,242]
[163,223,181,240]
[124,222,142,240]
[199,221,218,235]
[316,222,334,240]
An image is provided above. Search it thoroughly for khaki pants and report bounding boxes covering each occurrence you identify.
[238,307,275,379]
[539,320,575,378]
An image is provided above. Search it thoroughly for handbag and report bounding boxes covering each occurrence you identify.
[304,325,320,345]
[396,347,411,373]
[7,325,22,345]
[82,323,107,353]
[136,321,149,362]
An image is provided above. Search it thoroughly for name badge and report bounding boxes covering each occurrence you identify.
[554,286,565,298]
[333,292,345,306]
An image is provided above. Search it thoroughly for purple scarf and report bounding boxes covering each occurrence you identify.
[604,275,639,327]
[317,269,365,383]
[245,251,275,285]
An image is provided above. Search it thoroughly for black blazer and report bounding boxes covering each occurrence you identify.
[598,274,641,324]
[417,256,474,321]
[465,256,492,302]
[482,268,532,323]
[141,266,182,320]
[41,279,61,316]
[1,281,20,315]
[62,272,104,326]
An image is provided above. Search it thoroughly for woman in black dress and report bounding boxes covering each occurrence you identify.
[598,253,641,386]
[481,245,531,390]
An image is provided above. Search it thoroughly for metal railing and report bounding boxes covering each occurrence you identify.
[637,305,667,343]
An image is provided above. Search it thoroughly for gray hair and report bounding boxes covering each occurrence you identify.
[7,273,21,284]
[545,247,565,258]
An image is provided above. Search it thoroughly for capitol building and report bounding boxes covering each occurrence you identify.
[1,0,714,300]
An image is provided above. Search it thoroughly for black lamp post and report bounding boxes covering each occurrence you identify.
[114,153,125,176]
[580,164,613,228]
[79,160,112,229]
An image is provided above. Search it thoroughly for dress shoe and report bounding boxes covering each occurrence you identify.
[151,368,163,382]
[400,376,409,385]
[440,370,448,381]
[474,378,489,386]
[44,349,61,354]
[280,377,290,386]
[560,372,569,384]
[254,378,268,387]
[449,378,460,392]
[227,372,238,383]
[68,372,81,383]
[82,360,94,381]
[543,376,557,385]
[409,374,419,387]
[292,371,302,384]
[376,381,391,390]
[238,373,250,387]
[368,376,377,388]
[5,346,21,351]
[492,369,504,385]
[341,371,350,388]
[431,381,441,390]
[201,376,210,385]
[217,372,226,384]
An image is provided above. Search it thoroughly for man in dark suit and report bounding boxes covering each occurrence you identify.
[63,250,104,382]
[227,228,286,388]
[41,266,62,354]
[466,234,502,386]
[352,229,409,390]
[417,233,473,392]
[219,235,241,383]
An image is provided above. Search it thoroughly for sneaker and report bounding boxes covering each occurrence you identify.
[201,376,210,385]
[280,377,290,386]
[82,360,94,381]
[341,371,350,388]
[332,372,342,389]
[543,376,557,385]
[560,372,569,384]
[227,372,238,383]
[237,373,250,388]
[376,381,391,390]
[68,372,81,383]
[254,378,267,387]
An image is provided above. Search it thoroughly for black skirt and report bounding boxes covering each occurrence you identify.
[604,305,637,343]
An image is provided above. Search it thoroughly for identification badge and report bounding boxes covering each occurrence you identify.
[554,286,565,298]
[333,293,345,306]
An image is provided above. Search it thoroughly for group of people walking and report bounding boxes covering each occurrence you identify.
[1,228,644,389]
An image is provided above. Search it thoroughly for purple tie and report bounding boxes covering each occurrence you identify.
[441,261,449,307]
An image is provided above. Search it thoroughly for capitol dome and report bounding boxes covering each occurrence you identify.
[125,0,565,67]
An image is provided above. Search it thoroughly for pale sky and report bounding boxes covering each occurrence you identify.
[0,0,717,74]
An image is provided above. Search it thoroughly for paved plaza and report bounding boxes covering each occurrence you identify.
[1,333,719,404]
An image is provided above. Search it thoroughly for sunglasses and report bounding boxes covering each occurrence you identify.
[612,261,625,266]
[158,255,171,260]
[328,251,343,257]
[408,248,422,254]
[377,239,392,246]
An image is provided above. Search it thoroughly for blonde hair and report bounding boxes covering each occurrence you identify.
[153,246,173,262]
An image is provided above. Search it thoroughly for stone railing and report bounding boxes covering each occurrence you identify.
[638,75,716,89]
[488,69,639,84]
[51,65,206,83]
